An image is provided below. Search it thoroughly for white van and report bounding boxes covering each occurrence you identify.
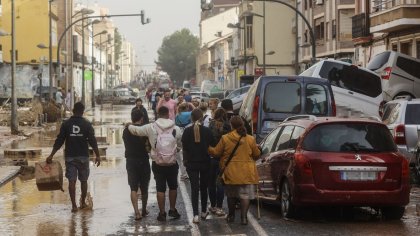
[182,80,191,89]
[367,51,420,101]
[300,59,384,118]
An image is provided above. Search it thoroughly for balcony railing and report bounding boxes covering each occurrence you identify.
[372,0,420,13]
[352,13,370,38]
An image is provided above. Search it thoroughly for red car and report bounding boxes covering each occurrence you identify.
[256,116,410,219]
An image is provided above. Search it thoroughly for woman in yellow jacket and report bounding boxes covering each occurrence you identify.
[208,116,261,225]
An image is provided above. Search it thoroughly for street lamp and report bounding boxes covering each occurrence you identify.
[10,0,18,134]
[91,29,107,108]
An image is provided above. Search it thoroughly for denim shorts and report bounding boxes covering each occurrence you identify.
[65,160,90,181]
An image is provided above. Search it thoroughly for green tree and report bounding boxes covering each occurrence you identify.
[114,28,122,62]
[157,28,199,85]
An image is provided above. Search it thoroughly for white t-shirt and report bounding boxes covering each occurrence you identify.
[56,91,63,104]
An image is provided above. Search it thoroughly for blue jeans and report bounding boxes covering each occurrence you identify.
[208,158,224,208]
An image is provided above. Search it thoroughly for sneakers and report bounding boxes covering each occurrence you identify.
[193,215,200,224]
[157,212,166,221]
[168,208,181,219]
[201,211,209,220]
[208,206,217,214]
[215,208,226,216]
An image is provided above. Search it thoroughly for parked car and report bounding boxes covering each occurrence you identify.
[381,97,420,166]
[190,91,210,103]
[300,59,384,118]
[367,51,420,101]
[257,116,410,219]
[239,76,336,143]
[224,85,250,112]
[96,89,136,105]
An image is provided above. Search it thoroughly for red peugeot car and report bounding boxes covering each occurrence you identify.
[256,116,410,219]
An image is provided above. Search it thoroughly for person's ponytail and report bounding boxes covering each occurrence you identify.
[191,109,203,143]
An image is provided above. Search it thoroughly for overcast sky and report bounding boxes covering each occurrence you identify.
[85,0,201,72]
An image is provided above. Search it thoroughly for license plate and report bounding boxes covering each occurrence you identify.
[340,171,377,181]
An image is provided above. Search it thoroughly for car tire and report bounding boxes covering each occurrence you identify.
[280,179,296,218]
[381,206,405,220]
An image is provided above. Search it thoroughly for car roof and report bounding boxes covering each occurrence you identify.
[258,75,329,83]
[281,116,384,128]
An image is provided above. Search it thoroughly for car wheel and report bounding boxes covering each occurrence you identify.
[280,179,295,218]
[381,206,405,220]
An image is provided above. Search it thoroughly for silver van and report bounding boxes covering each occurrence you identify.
[367,51,420,101]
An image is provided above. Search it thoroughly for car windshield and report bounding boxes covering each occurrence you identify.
[302,123,397,153]
[405,104,420,125]
[367,51,391,70]
[263,82,301,113]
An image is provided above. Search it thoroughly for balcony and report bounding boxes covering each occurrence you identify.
[370,0,420,33]
[352,13,371,43]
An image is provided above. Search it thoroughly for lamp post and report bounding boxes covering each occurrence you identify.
[10,0,18,134]
[227,22,245,77]
[91,29,107,108]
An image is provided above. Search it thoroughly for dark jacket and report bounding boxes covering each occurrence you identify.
[131,105,149,124]
[123,124,149,162]
[181,125,215,170]
[53,116,98,158]
[209,119,231,144]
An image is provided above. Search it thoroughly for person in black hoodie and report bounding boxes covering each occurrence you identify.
[46,102,100,213]
[182,108,215,224]
[132,98,149,124]
[123,109,151,220]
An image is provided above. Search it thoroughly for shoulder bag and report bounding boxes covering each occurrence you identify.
[217,136,243,186]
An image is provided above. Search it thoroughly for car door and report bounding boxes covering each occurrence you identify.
[267,126,295,198]
[256,126,282,199]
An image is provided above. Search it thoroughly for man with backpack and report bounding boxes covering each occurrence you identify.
[128,106,182,221]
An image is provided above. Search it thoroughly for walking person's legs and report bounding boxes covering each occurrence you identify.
[140,164,151,217]
[167,164,180,219]
[208,158,217,212]
[215,164,225,215]
[178,150,188,180]
[68,181,78,212]
[152,162,167,221]
[199,168,210,220]
[187,169,200,218]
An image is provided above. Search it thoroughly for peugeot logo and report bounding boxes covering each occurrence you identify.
[355,154,362,161]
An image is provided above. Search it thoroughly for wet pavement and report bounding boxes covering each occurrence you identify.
[0,105,419,235]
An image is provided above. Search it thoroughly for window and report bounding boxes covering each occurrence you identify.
[392,44,398,52]
[245,16,253,49]
[325,22,329,40]
[400,41,412,56]
[274,126,294,151]
[261,127,282,154]
[315,19,325,40]
[263,82,301,113]
[366,51,391,70]
[302,123,397,153]
[304,30,308,43]
[304,0,307,10]
[382,103,400,125]
[289,126,305,149]
[320,61,382,98]
[305,84,328,115]
[332,20,336,39]
[405,104,420,125]
[396,56,420,79]
[417,40,420,59]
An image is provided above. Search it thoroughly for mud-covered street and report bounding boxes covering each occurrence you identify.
[0,105,419,236]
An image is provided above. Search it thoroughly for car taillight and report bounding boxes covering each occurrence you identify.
[394,124,406,145]
[252,96,259,134]
[295,153,313,183]
[381,67,392,80]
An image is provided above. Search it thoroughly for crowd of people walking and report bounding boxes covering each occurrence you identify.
[124,87,261,225]
[50,86,261,225]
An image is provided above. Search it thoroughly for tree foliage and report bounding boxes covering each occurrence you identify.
[114,28,122,62]
[157,28,199,85]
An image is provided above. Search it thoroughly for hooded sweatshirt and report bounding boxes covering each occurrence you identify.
[128,118,182,162]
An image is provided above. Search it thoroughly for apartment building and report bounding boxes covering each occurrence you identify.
[298,0,355,70]
[353,0,420,66]
[0,0,59,100]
